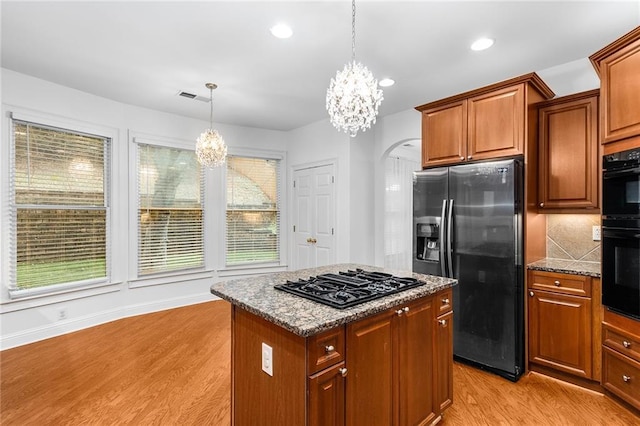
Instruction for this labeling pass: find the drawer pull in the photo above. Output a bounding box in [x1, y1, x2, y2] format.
[438, 319, 447, 326]
[325, 345, 335, 353]
[442, 298, 450, 305]
[396, 309, 404, 316]
[623, 375, 631, 383]
[403, 306, 410, 313]
[339, 367, 348, 377]
[623, 341, 632, 349]
[554, 280, 561, 286]
[529, 291, 534, 297]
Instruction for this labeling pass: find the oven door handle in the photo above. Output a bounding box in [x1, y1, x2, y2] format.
[603, 167, 640, 178]
[603, 229, 640, 239]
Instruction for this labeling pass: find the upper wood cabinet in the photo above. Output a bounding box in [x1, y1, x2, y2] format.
[416, 73, 554, 168]
[590, 26, 640, 149]
[537, 90, 599, 211]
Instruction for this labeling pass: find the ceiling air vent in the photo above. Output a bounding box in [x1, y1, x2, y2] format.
[177, 91, 210, 102]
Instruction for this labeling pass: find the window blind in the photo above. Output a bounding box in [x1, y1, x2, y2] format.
[10, 120, 110, 291]
[226, 156, 280, 266]
[137, 143, 204, 275]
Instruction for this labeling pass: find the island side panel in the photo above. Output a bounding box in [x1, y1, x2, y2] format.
[232, 306, 307, 425]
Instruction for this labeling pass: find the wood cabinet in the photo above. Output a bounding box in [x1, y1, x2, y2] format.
[528, 271, 601, 381]
[590, 26, 640, 151]
[602, 308, 640, 411]
[346, 293, 453, 426]
[537, 90, 599, 211]
[416, 73, 554, 168]
[231, 288, 454, 426]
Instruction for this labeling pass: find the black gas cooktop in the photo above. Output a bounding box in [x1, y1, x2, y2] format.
[274, 269, 424, 309]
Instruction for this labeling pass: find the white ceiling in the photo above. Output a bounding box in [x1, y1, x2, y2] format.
[2, 1, 639, 131]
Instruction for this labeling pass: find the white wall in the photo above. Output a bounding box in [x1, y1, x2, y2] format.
[0, 69, 289, 349]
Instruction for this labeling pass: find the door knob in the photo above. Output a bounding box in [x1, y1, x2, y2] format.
[307, 237, 313, 243]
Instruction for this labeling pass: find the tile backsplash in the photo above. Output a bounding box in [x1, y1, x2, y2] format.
[546, 214, 601, 262]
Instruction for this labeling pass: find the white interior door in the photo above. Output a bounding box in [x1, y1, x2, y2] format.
[292, 164, 335, 270]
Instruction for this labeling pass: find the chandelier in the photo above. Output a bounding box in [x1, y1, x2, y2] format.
[196, 83, 227, 167]
[326, 0, 383, 137]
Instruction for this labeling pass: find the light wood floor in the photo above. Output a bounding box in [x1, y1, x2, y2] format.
[1, 300, 638, 425]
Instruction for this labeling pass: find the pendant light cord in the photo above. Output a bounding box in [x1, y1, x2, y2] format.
[351, 0, 356, 62]
[209, 87, 214, 130]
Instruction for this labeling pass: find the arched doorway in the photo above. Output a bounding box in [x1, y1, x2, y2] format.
[383, 139, 420, 270]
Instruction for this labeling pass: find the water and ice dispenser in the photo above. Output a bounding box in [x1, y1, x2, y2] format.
[414, 219, 441, 264]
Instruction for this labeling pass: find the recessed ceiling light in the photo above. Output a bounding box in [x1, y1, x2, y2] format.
[379, 78, 395, 87]
[471, 37, 494, 51]
[270, 23, 293, 39]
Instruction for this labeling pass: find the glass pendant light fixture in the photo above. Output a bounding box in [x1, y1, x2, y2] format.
[196, 82, 227, 167]
[326, 0, 383, 137]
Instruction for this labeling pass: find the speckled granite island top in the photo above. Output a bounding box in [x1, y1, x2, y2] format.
[527, 258, 601, 278]
[210, 263, 457, 338]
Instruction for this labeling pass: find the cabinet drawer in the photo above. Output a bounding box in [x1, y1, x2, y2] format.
[436, 289, 453, 315]
[604, 323, 640, 362]
[602, 347, 640, 410]
[307, 326, 345, 374]
[529, 271, 591, 297]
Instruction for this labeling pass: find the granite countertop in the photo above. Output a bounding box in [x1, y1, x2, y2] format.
[527, 258, 601, 278]
[210, 263, 457, 338]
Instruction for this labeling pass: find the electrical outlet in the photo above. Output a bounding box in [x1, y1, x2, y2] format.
[58, 308, 68, 321]
[262, 342, 273, 376]
[592, 225, 601, 241]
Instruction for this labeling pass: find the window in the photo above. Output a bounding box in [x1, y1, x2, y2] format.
[9, 120, 110, 294]
[226, 156, 281, 266]
[137, 143, 203, 275]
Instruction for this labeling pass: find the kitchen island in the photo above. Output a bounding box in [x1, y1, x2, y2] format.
[210, 263, 457, 426]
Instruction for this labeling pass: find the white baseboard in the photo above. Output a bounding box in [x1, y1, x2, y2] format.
[1, 293, 221, 351]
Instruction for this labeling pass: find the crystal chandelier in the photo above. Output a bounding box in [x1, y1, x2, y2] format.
[196, 83, 227, 167]
[326, 0, 383, 137]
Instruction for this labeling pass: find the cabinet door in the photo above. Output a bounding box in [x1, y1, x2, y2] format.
[309, 361, 346, 426]
[421, 100, 467, 167]
[468, 84, 525, 161]
[346, 309, 394, 426]
[538, 93, 598, 209]
[528, 289, 593, 379]
[599, 36, 640, 144]
[435, 310, 453, 414]
[397, 298, 436, 426]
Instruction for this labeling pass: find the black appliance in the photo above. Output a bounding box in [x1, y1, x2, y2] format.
[413, 158, 524, 381]
[274, 269, 424, 309]
[602, 147, 640, 319]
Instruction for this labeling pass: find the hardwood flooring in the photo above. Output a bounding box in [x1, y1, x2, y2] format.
[1, 300, 638, 425]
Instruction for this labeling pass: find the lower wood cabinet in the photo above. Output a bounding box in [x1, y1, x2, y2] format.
[231, 288, 454, 426]
[527, 270, 600, 381]
[602, 308, 640, 411]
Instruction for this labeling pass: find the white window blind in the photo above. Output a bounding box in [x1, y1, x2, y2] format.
[226, 156, 280, 266]
[10, 120, 110, 292]
[137, 143, 203, 275]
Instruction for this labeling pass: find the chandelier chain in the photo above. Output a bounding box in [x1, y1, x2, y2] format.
[351, 0, 356, 61]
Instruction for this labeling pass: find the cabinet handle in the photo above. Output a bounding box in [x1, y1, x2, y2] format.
[459, 156, 465, 161]
[438, 319, 447, 326]
[467, 155, 472, 160]
[325, 345, 335, 353]
[403, 307, 410, 313]
[554, 280, 561, 287]
[623, 341, 632, 349]
[396, 309, 404, 316]
[539, 202, 544, 208]
[622, 375, 631, 383]
[442, 298, 449, 305]
[339, 367, 348, 377]
[529, 291, 534, 297]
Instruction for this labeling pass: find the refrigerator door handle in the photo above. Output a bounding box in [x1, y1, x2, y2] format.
[439, 199, 447, 277]
[446, 199, 454, 278]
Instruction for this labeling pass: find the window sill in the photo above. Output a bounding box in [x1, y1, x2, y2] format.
[128, 269, 215, 289]
[1, 280, 122, 313]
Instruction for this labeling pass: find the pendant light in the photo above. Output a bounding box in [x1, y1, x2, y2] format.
[326, 0, 383, 137]
[196, 83, 227, 167]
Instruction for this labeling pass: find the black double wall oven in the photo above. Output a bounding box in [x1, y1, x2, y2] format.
[602, 147, 640, 319]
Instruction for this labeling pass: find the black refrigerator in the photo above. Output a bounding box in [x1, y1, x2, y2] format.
[412, 158, 524, 381]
